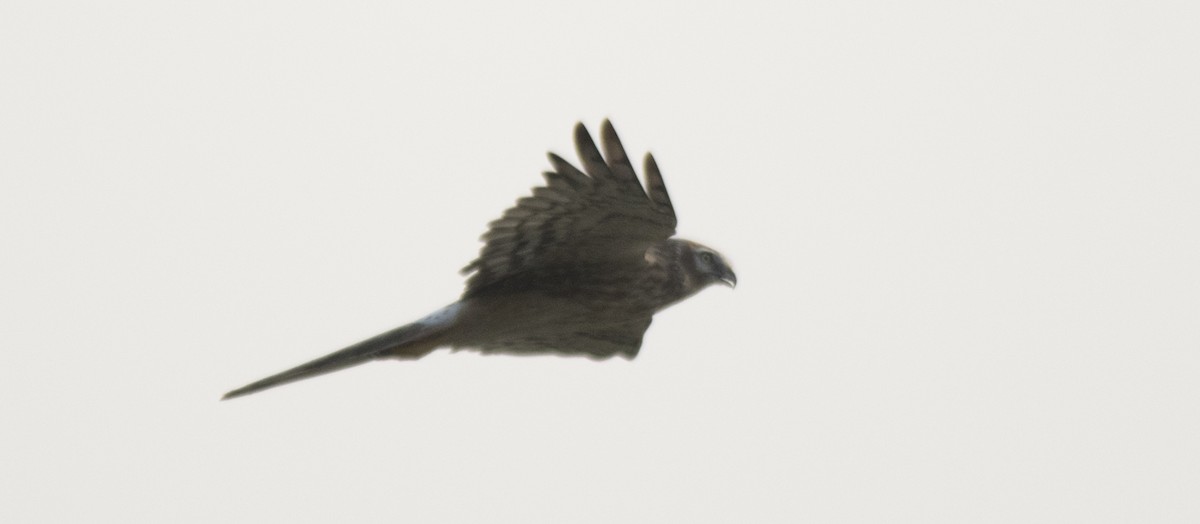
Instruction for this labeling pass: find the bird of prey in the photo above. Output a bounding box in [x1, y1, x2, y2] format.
[223, 121, 735, 400]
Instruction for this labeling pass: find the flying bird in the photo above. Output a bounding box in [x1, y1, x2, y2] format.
[223, 121, 735, 400]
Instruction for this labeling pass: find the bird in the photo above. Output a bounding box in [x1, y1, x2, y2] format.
[222, 120, 735, 400]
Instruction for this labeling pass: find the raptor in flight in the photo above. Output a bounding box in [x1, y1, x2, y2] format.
[223, 121, 735, 400]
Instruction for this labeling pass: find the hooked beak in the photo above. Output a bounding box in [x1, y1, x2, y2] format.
[719, 267, 737, 288]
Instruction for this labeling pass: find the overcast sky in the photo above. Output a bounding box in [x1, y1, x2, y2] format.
[2, 1, 1197, 522]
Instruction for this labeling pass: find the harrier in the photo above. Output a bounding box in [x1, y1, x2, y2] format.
[223, 121, 735, 400]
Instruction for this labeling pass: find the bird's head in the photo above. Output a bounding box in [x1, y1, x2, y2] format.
[679, 240, 737, 289]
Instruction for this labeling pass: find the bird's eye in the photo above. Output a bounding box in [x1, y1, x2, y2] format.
[700, 252, 714, 264]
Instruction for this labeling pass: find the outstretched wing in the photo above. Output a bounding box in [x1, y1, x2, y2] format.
[461, 120, 677, 297]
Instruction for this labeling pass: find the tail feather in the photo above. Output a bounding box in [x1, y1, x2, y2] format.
[222, 322, 438, 400]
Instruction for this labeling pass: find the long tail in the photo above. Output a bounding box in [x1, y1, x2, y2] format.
[222, 322, 442, 400]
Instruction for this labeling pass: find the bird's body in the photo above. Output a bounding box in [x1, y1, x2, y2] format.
[223, 122, 734, 400]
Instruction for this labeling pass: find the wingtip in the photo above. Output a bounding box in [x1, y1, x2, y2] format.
[643, 152, 659, 171]
[599, 120, 621, 148]
[600, 118, 615, 136]
[573, 121, 593, 143]
[573, 119, 616, 132]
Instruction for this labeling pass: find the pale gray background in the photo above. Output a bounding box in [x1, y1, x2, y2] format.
[2, 1, 1197, 522]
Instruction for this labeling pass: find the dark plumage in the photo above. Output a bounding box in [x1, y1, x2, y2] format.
[223, 121, 735, 400]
